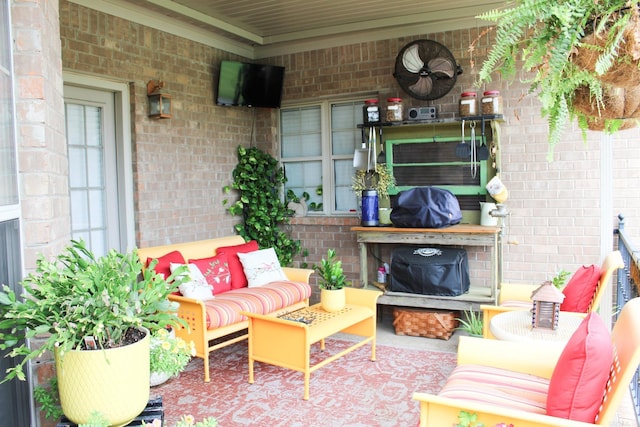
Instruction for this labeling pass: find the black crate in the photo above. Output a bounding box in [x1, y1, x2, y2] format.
[56, 397, 163, 427]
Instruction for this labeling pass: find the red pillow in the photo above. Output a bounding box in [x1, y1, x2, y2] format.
[546, 312, 612, 422]
[561, 265, 601, 312]
[146, 250, 185, 280]
[189, 253, 232, 294]
[215, 240, 259, 289]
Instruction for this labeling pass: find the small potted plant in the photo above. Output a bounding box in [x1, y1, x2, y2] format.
[143, 415, 219, 427]
[150, 327, 196, 386]
[314, 249, 351, 312]
[551, 269, 571, 289]
[352, 163, 396, 224]
[456, 309, 484, 337]
[0, 239, 185, 426]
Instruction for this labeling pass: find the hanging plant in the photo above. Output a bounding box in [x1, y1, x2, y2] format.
[473, 0, 640, 158]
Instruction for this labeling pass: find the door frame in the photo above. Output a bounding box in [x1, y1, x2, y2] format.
[62, 72, 135, 251]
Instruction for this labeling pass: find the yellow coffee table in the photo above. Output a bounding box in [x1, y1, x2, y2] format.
[243, 287, 382, 400]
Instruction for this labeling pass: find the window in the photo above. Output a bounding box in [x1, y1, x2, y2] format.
[0, 0, 18, 211]
[280, 99, 364, 215]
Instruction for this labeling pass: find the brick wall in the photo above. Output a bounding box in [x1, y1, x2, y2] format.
[276, 31, 640, 287]
[14, 0, 69, 269]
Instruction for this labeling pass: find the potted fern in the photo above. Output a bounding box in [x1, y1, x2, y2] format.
[474, 0, 640, 158]
[314, 249, 351, 312]
[0, 239, 184, 426]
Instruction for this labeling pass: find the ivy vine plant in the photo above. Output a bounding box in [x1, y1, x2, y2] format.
[223, 146, 302, 266]
[474, 0, 640, 158]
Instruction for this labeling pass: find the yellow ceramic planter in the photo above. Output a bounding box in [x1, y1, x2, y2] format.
[55, 328, 150, 427]
[320, 288, 346, 312]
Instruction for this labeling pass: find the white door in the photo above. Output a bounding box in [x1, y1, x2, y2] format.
[64, 85, 126, 256]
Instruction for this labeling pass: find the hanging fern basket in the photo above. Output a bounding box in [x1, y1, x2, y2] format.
[572, 9, 640, 89]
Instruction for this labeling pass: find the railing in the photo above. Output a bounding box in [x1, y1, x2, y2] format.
[615, 214, 640, 422]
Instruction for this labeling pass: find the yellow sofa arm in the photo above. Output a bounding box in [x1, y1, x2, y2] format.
[282, 266, 313, 283]
[456, 336, 564, 379]
[413, 392, 597, 427]
[498, 282, 539, 304]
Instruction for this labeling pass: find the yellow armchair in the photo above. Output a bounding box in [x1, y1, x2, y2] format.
[481, 250, 624, 338]
[414, 297, 640, 427]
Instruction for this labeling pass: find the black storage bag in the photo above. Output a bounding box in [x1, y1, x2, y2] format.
[390, 187, 462, 228]
[390, 246, 470, 296]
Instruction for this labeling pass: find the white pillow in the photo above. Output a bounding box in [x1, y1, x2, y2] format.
[170, 263, 214, 301]
[237, 248, 287, 287]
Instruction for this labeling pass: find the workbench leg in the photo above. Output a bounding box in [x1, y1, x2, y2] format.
[359, 242, 368, 288]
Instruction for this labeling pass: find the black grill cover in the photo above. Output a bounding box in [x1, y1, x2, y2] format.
[390, 187, 462, 228]
[390, 246, 470, 296]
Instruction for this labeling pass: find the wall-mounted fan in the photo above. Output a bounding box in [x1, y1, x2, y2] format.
[393, 39, 462, 101]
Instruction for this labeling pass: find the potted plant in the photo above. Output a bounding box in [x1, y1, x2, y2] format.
[314, 249, 351, 312]
[473, 0, 640, 157]
[456, 309, 484, 337]
[149, 327, 195, 386]
[0, 239, 184, 426]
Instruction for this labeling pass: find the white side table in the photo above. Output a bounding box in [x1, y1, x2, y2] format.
[489, 310, 584, 343]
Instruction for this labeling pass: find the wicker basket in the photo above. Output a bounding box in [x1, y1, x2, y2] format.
[392, 308, 459, 340]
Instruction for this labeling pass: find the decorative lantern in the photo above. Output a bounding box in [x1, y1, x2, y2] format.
[531, 281, 565, 330]
[147, 80, 172, 119]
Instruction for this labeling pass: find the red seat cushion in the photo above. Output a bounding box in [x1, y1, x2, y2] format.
[561, 265, 601, 312]
[215, 240, 259, 290]
[546, 312, 613, 422]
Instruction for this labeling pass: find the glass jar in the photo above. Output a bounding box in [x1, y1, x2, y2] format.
[363, 99, 380, 123]
[459, 92, 478, 117]
[481, 90, 503, 115]
[386, 97, 403, 122]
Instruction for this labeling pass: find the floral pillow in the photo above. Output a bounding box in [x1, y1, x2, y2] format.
[189, 253, 232, 294]
[169, 263, 214, 301]
[237, 248, 287, 287]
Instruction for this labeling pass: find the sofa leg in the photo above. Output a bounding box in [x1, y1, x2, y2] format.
[203, 354, 210, 382]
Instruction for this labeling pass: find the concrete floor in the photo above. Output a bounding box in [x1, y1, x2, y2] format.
[370, 305, 638, 427]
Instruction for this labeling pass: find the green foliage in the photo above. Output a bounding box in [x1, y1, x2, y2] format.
[552, 269, 572, 288]
[224, 146, 302, 266]
[34, 376, 63, 421]
[313, 249, 351, 290]
[150, 328, 195, 377]
[456, 309, 484, 336]
[455, 411, 485, 427]
[475, 0, 639, 158]
[78, 412, 110, 427]
[0, 239, 185, 383]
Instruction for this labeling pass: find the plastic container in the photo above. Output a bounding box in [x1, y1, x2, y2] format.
[386, 97, 404, 122]
[377, 266, 386, 284]
[459, 92, 478, 117]
[363, 99, 381, 123]
[481, 90, 503, 115]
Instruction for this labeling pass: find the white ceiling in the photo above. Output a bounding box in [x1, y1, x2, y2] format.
[69, 0, 503, 58]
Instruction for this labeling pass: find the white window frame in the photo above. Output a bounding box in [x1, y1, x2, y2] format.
[280, 97, 367, 216]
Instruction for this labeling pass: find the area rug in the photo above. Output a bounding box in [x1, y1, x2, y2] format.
[151, 338, 456, 427]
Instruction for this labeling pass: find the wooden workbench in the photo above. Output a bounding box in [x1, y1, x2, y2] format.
[352, 224, 502, 311]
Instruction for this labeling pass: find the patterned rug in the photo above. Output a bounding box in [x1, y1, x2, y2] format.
[151, 338, 456, 427]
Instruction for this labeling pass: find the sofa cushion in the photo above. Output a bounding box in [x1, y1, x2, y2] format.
[561, 265, 601, 312]
[216, 240, 259, 290]
[146, 250, 185, 280]
[438, 365, 548, 414]
[546, 312, 612, 422]
[238, 247, 287, 287]
[202, 281, 312, 329]
[189, 253, 232, 294]
[170, 263, 214, 301]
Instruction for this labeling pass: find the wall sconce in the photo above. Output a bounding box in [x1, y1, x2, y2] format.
[147, 80, 172, 119]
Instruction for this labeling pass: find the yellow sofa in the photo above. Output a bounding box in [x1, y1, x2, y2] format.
[137, 236, 313, 382]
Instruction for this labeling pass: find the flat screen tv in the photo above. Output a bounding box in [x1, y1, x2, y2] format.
[216, 60, 285, 108]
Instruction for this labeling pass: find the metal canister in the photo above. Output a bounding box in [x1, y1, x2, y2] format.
[361, 189, 379, 226]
